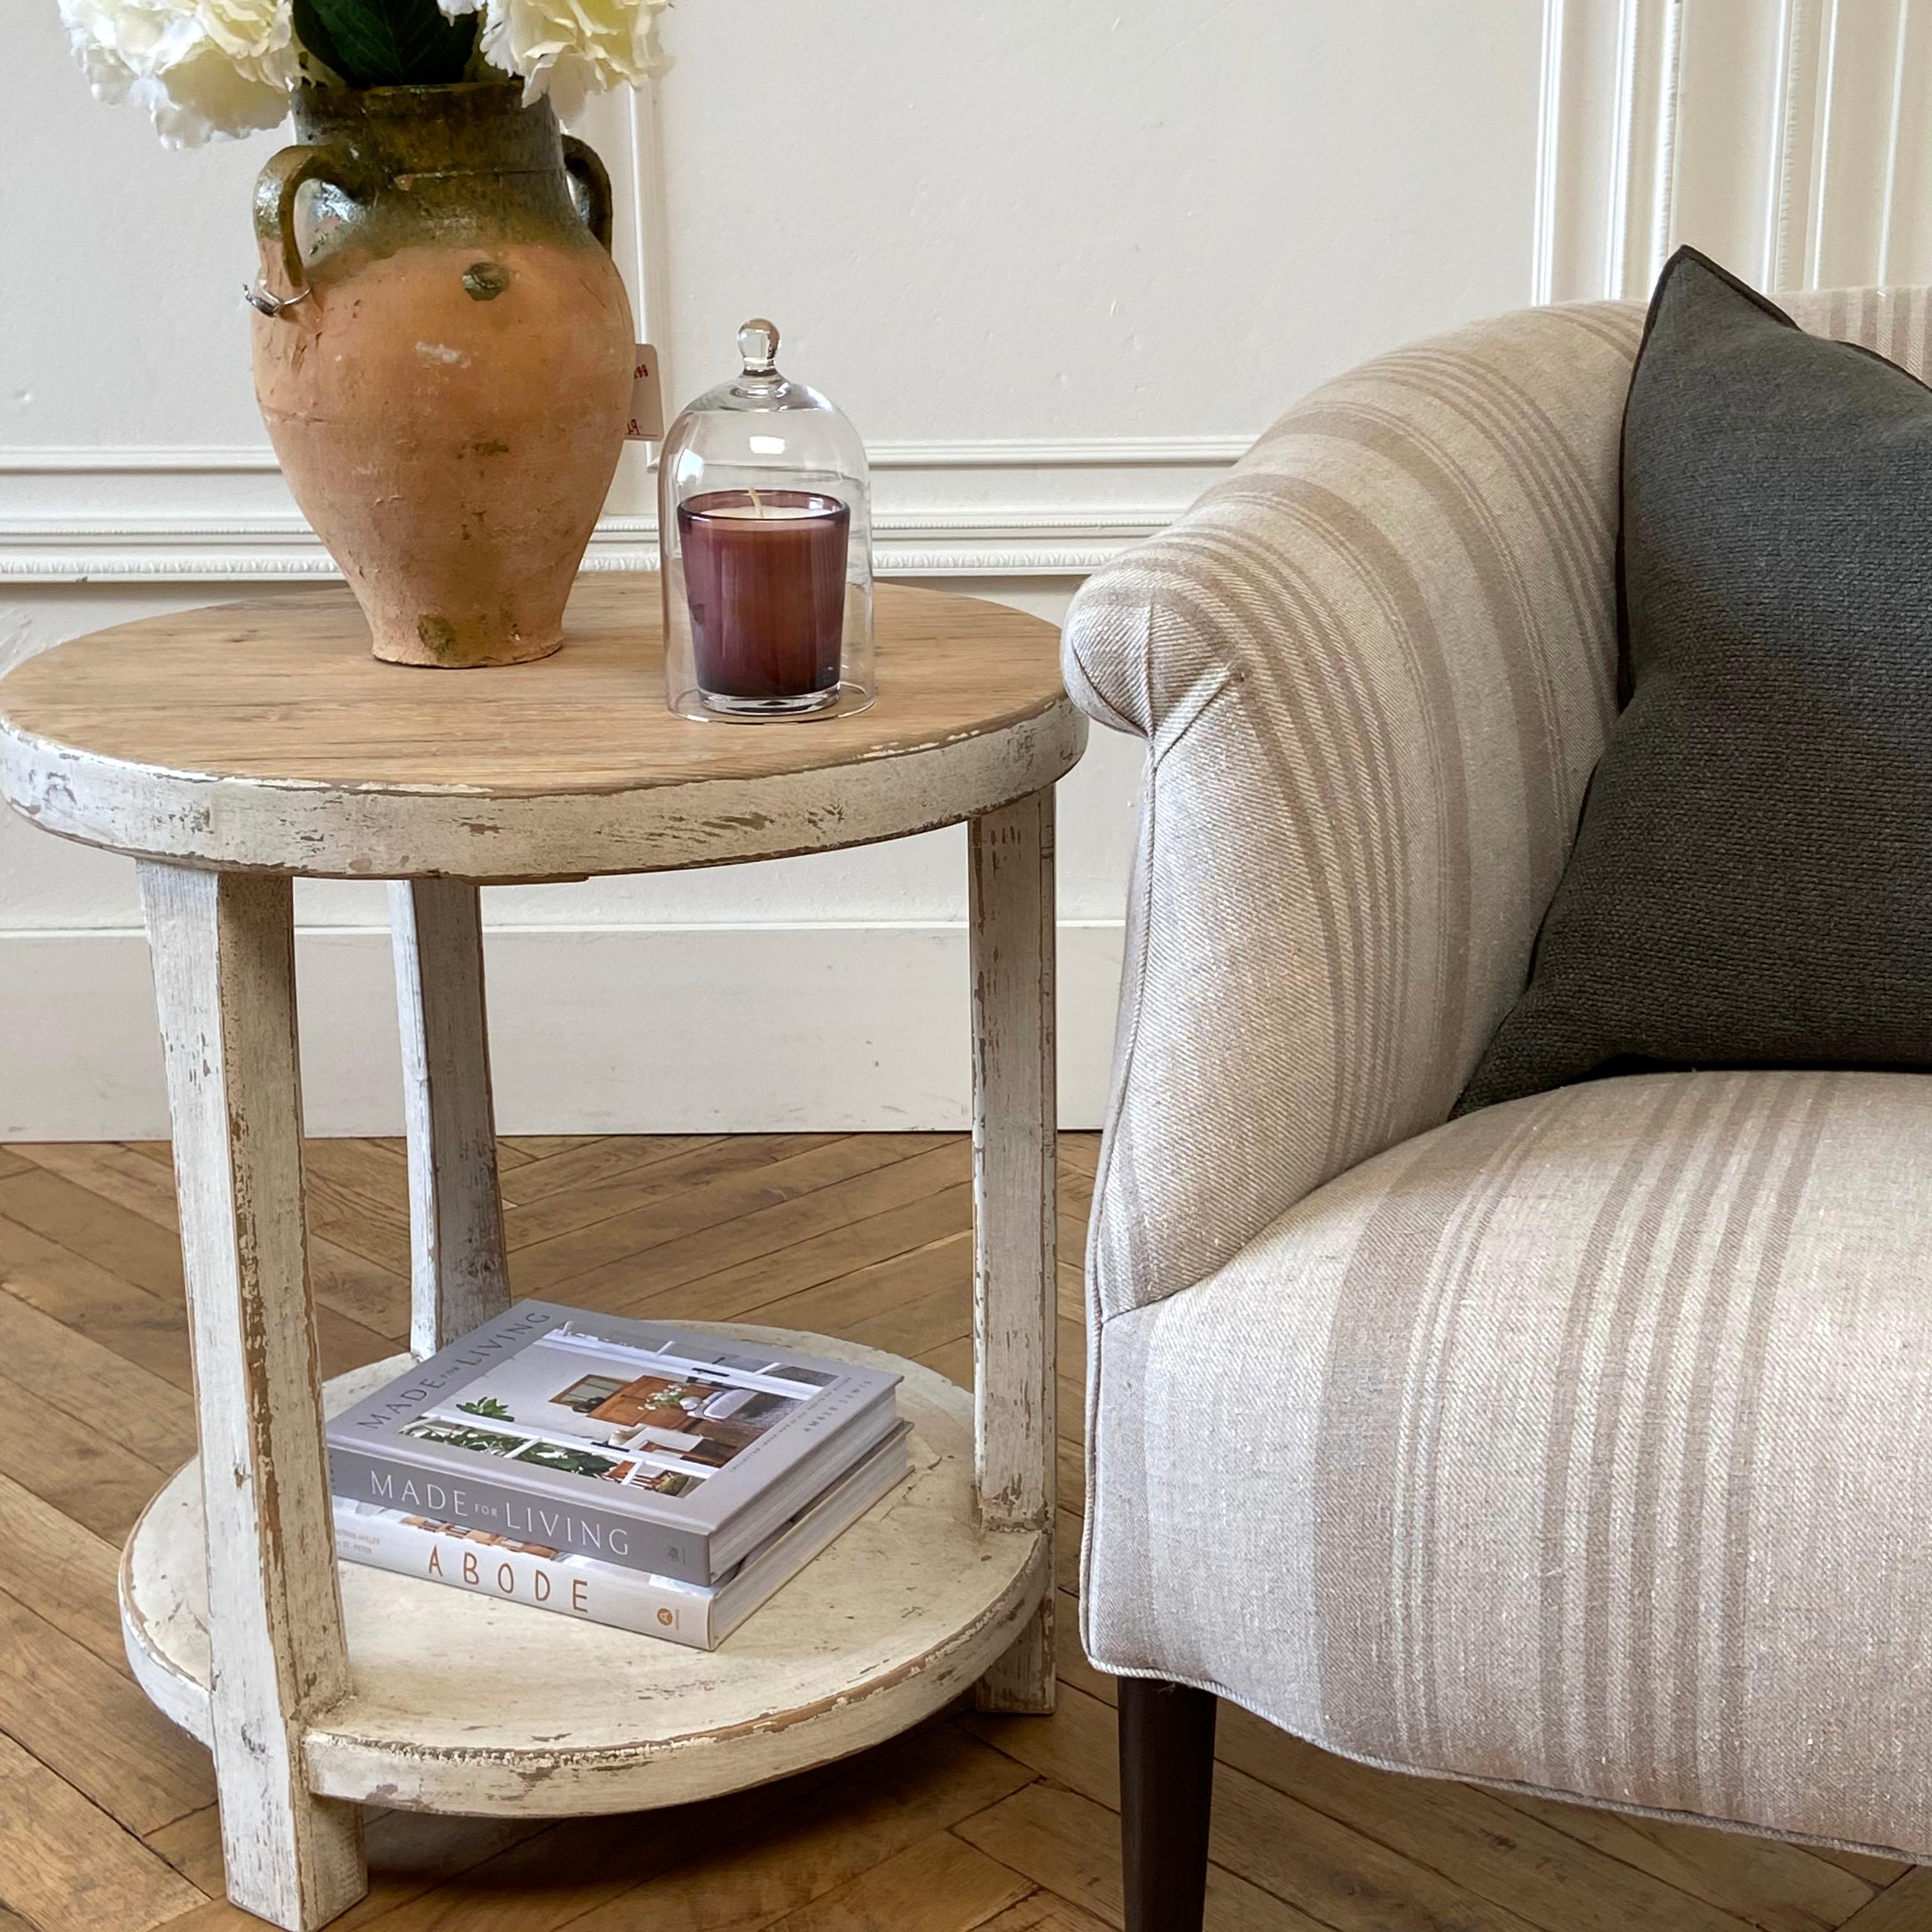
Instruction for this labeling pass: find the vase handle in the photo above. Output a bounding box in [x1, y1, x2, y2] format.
[562, 136, 615, 253]
[249, 144, 345, 317]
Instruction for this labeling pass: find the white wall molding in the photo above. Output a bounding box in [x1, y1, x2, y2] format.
[1785, 0, 1932, 289]
[0, 437, 1248, 581]
[0, 921, 1126, 1140]
[0, 515, 1174, 582]
[1537, 0, 1932, 302]
[1533, 0, 1685, 303]
[1604, 0, 1685, 300]
[1764, 0, 1824, 289]
[1531, 0, 1572, 304]
[0, 438, 1254, 477]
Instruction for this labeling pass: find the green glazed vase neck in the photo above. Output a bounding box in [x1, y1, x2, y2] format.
[288, 82, 594, 262]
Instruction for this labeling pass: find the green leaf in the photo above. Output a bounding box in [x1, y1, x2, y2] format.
[289, 0, 354, 81]
[293, 0, 478, 87]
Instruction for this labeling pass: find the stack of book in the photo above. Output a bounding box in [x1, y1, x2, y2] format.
[327, 1300, 907, 1650]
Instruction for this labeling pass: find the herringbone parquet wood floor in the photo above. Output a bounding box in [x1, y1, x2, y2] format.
[0, 1130, 1923, 1932]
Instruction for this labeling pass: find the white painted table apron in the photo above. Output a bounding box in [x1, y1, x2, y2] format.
[0, 578, 1085, 1932]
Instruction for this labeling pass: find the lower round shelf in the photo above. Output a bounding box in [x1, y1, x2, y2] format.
[120, 1325, 1048, 1816]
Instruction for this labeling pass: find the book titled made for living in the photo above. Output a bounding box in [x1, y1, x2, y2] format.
[332, 1423, 912, 1650]
[326, 1301, 900, 1587]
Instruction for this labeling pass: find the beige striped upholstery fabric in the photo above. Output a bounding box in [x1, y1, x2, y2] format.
[1064, 300, 1645, 1320]
[1069, 286, 1932, 1856]
[1084, 1070, 1932, 1857]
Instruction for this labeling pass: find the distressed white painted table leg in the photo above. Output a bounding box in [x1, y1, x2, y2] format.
[139, 864, 367, 1932]
[389, 878, 511, 1356]
[967, 786, 1059, 1715]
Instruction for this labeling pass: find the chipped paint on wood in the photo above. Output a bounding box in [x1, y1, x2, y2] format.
[138, 863, 367, 1929]
[968, 789, 1059, 1715]
[120, 1336, 1048, 1820]
[389, 879, 510, 1358]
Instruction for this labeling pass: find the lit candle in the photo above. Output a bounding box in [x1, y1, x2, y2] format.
[677, 489, 850, 716]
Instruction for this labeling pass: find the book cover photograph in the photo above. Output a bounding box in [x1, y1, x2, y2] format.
[326, 1301, 901, 1584]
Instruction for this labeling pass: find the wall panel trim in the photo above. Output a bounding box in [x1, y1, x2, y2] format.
[0, 440, 1251, 581]
[1534, 0, 1685, 302]
[1538, 0, 1928, 300]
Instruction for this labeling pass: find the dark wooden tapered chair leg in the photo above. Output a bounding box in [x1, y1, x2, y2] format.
[1119, 1675, 1218, 1932]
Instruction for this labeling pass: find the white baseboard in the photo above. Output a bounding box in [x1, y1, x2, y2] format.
[0, 922, 1124, 1142]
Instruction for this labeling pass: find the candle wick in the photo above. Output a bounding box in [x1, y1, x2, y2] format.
[749, 487, 765, 519]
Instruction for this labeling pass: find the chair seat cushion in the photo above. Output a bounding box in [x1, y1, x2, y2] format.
[1084, 1068, 1932, 1857]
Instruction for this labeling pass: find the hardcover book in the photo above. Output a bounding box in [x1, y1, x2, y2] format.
[326, 1301, 901, 1586]
[332, 1423, 914, 1650]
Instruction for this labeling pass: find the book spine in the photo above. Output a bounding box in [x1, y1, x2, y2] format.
[331, 1503, 717, 1650]
[327, 1441, 715, 1586]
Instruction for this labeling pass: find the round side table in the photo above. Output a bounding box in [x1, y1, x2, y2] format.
[0, 578, 1086, 1932]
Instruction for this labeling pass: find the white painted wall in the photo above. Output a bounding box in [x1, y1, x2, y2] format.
[0, 0, 1544, 1137]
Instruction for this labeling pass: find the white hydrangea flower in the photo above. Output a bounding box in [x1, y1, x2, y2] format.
[442, 0, 671, 120]
[59, 0, 296, 147]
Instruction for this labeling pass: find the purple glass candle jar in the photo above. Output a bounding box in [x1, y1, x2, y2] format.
[677, 488, 850, 715]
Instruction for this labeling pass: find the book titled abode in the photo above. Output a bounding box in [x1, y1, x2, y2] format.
[326, 1302, 901, 1587]
[332, 1422, 913, 1650]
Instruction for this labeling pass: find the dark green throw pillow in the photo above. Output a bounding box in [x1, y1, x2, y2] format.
[1457, 246, 1932, 1115]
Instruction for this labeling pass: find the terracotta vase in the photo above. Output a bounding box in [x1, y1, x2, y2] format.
[250, 84, 633, 668]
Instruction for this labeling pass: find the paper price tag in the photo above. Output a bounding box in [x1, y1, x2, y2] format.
[625, 344, 663, 441]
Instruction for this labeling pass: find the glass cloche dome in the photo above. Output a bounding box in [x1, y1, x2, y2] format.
[657, 319, 874, 721]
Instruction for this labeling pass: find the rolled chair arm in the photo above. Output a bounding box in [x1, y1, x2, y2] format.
[1065, 299, 1645, 1319]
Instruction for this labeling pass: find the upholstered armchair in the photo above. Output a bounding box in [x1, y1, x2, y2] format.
[1062, 286, 1932, 1931]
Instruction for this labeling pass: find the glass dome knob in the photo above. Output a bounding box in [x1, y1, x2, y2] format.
[738, 318, 780, 374]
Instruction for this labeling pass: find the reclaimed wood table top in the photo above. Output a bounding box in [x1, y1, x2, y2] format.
[0, 578, 1084, 882]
